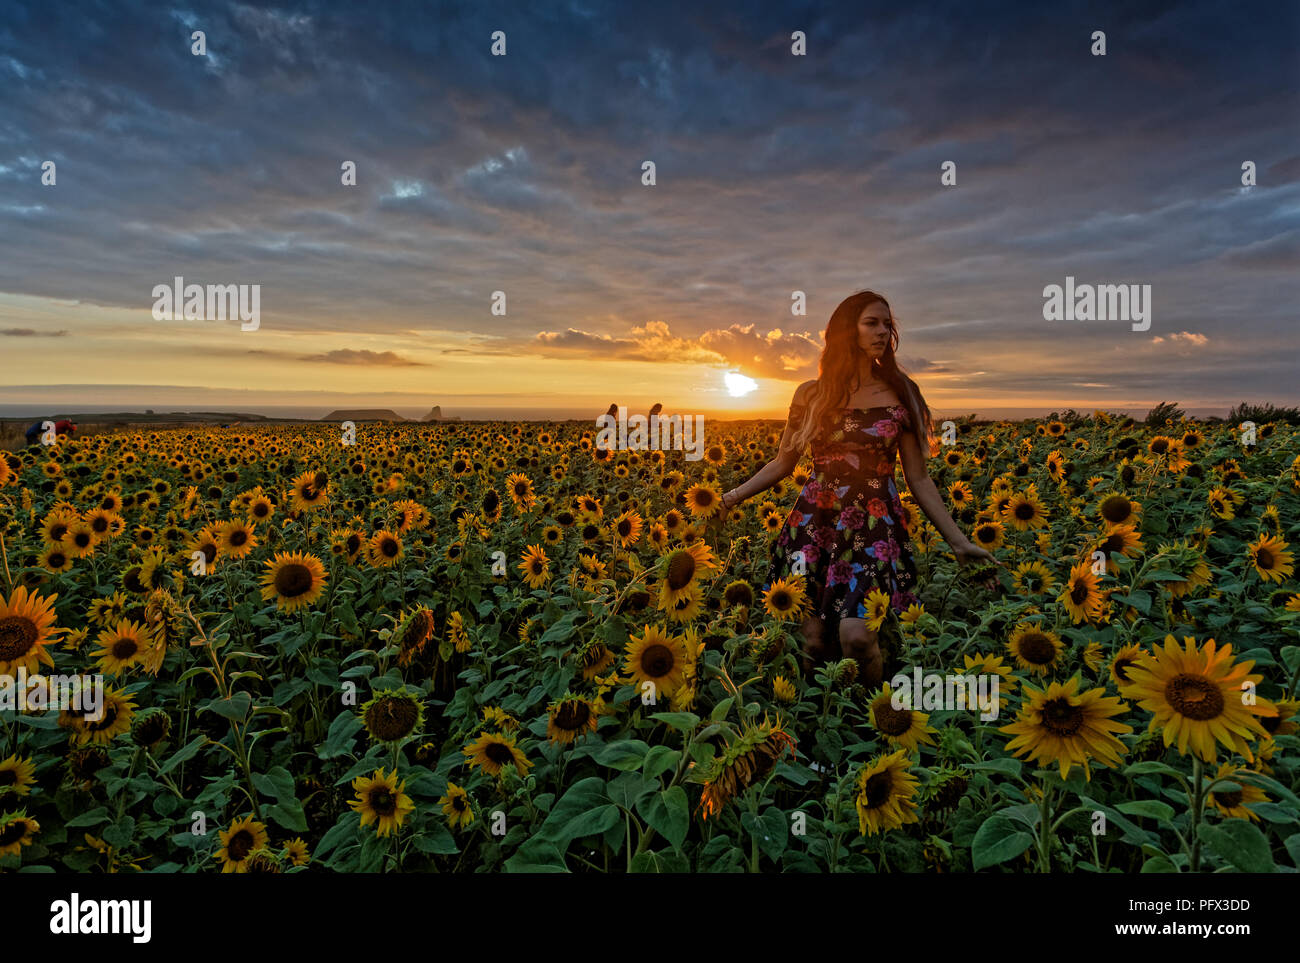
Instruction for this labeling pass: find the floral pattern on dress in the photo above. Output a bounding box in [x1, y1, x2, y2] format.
[762, 403, 920, 632]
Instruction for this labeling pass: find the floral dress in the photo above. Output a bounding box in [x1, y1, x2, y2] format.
[762, 402, 920, 636]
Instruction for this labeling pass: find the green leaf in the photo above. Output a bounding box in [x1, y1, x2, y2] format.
[971, 813, 1034, 870]
[710, 698, 734, 722]
[410, 822, 458, 855]
[1122, 761, 1186, 780]
[250, 765, 297, 803]
[503, 835, 568, 873]
[965, 757, 1023, 778]
[203, 691, 252, 723]
[1140, 854, 1178, 872]
[102, 816, 135, 850]
[158, 735, 207, 776]
[1200, 820, 1275, 872]
[1284, 833, 1300, 869]
[636, 786, 690, 851]
[265, 799, 308, 833]
[648, 712, 699, 733]
[594, 739, 650, 772]
[65, 806, 111, 829]
[317, 710, 363, 760]
[1116, 800, 1176, 823]
[537, 777, 611, 845]
[642, 746, 681, 780]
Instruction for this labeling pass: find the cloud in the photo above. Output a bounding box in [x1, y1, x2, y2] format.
[1151, 332, 1209, 346]
[2, 327, 68, 336]
[295, 349, 430, 366]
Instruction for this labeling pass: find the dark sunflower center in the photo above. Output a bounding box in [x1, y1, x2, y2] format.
[1070, 582, 1090, 604]
[555, 701, 591, 731]
[0, 617, 37, 660]
[366, 697, 418, 741]
[485, 742, 516, 764]
[1101, 498, 1131, 524]
[228, 829, 255, 861]
[74, 531, 91, 548]
[49, 552, 67, 567]
[863, 771, 894, 809]
[86, 706, 119, 732]
[1113, 657, 1135, 682]
[1165, 673, 1225, 720]
[873, 700, 913, 736]
[1256, 548, 1274, 568]
[1041, 697, 1084, 736]
[370, 789, 396, 816]
[0, 770, 15, 786]
[346, 534, 360, 553]
[771, 590, 792, 610]
[274, 563, 313, 597]
[666, 553, 696, 590]
[1014, 503, 1035, 521]
[1018, 633, 1056, 665]
[111, 638, 138, 660]
[230, 529, 248, 547]
[641, 643, 675, 678]
[1215, 789, 1243, 809]
[0, 823, 26, 845]
[381, 537, 399, 557]
[452, 795, 466, 811]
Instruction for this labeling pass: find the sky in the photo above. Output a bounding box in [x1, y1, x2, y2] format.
[1, 0, 1297, 421]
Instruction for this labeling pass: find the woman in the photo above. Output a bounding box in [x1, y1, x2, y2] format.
[719, 290, 1001, 689]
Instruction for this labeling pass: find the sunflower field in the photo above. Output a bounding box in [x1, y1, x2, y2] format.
[0, 410, 1298, 874]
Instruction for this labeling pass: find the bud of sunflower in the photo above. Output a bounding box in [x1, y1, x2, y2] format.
[834, 658, 858, 688]
[922, 766, 970, 815]
[1131, 727, 1167, 762]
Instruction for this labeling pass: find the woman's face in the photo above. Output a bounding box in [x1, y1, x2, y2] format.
[856, 302, 892, 359]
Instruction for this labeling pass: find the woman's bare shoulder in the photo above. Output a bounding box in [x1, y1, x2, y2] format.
[792, 380, 820, 407]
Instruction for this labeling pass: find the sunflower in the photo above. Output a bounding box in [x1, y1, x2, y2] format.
[656, 542, 719, 609]
[367, 529, 404, 567]
[37, 544, 74, 573]
[1207, 486, 1244, 521]
[1246, 533, 1294, 583]
[546, 692, 599, 745]
[447, 611, 472, 653]
[1094, 524, 1143, 570]
[440, 782, 475, 829]
[0, 755, 37, 796]
[217, 815, 270, 873]
[393, 606, 436, 667]
[188, 525, 221, 575]
[283, 837, 310, 867]
[64, 520, 96, 558]
[863, 588, 891, 631]
[0, 811, 41, 859]
[868, 681, 938, 751]
[1007, 622, 1064, 676]
[246, 494, 275, 524]
[1096, 493, 1141, 529]
[762, 575, 810, 623]
[517, 544, 550, 588]
[480, 705, 518, 732]
[664, 582, 706, 624]
[971, 519, 1006, 551]
[463, 732, 533, 778]
[622, 623, 689, 698]
[218, 519, 258, 559]
[91, 618, 150, 677]
[1259, 696, 1298, 739]
[698, 716, 796, 820]
[999, 675, 1131, 780]
[1206, 763, 1268, 822]
[1002, 488, 1049, 530]
[0, 585, 61, 676]
[1059, 561, 1105, 624]
[60, 686, 136, 747]
[772, 675, 797, 703]
[959, 652, 1018, 710]
[259, 551, 327, 612]
[577, 640, 616, 680]
[359, 689, 425, 746]
[288, 470, 330, 512]
[1119, 635, 1277, 763]
[349, 767, 415, 837]
[1108, 642, 1146, 688]
[854, 748, 921, 836]
[613, 510, 643, 548]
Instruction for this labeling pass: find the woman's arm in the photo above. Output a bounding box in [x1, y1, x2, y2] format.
[722, 383, 816, 509]
[896, 429, 972, 549]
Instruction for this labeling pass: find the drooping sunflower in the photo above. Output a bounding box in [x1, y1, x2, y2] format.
[216, 815, 270, 873]
[1007, 621, 1064, 676]
[359, 689, 425, 746]
[868, 681, 938, 751]
[762, 575, 810, 623]
[259, 551, 327, 612]
[1246, 533, 1294, 584]
[854, 748, 921, 836]
[577, 639, 616, 680]
[349, 767, 415, 837]
[517, 544, 550, 588]
[1058, 561, 1104, 624]
[0, 811, 41, 859]
[393, 606, 436, 667]
[1206, 763, 1268, 822]
[462, 731, 533, 778]
[91, 618, 150, 677]
[698, 716, 796, 820]
[0, 585, 61, 675]
[1119, 634, 1277, 763]
[546, 692, 599, 745]
[622, 623, 689, 698]
[440, 782, 475, 830]
[999, 675, 1131, 780]
[0, 754, 37, 796]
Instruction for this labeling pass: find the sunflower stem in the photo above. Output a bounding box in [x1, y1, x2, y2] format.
[1036, 781, 1055, 872]
[1188, 756, 1205, 872]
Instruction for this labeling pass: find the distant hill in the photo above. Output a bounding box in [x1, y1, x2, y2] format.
[320, 409, 407, 422]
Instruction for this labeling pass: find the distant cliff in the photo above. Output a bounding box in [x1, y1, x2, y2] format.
[423, 406, 459, 421]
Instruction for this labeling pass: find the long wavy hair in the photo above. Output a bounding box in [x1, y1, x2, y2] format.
[782, 290, 938, 459]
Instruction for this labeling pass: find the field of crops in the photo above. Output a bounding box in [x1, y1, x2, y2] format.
[0, 411, 1297, 873]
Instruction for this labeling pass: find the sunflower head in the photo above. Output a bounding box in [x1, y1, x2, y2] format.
[359, 689, 425, 746]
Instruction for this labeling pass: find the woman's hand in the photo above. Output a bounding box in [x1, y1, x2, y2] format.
[952, 538, 1004, 592]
